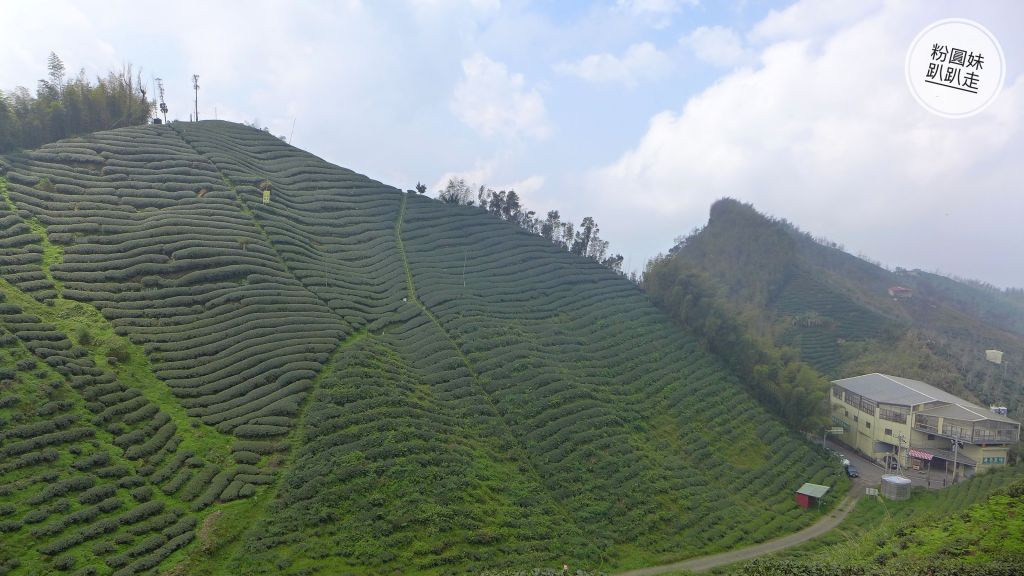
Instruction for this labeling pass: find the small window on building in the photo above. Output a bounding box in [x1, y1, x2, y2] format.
[866, 421, 871, 429]
[854, 415, 859, 422]
[927, 434, 935, 440]
[885, 428, 892, 436]
[844, 409, 849, 417]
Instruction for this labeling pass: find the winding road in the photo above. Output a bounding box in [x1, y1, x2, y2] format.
[615, 485, 860, 575]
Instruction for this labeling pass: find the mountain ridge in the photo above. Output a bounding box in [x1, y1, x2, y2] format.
[663, 197, 1024, 414]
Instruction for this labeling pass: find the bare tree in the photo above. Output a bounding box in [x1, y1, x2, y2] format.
[437, 177, 474, 205]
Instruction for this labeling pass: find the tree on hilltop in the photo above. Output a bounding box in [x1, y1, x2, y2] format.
[0, 52, 154, 152]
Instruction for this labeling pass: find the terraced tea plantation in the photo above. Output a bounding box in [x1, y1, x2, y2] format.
[0, 122, 842, 575]
[775, 271, 895, 374]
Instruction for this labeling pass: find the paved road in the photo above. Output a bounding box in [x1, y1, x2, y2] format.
[615, 485, 859, 576]
[829, 439, 945, 490]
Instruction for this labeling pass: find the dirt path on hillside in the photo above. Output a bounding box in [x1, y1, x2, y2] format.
[615, 485, 860, 575]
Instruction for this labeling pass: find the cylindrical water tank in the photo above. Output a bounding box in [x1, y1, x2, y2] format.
[881, 475, 912, 500]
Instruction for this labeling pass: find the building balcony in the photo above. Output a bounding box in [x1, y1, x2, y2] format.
[912, 425, 1018, 445]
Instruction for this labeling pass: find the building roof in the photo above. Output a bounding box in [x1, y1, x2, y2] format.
[916, 402, 1011, 423]
[910, 446, 976, 466]
[796, 483, 830, 498]
[832, 373, 1018, 424]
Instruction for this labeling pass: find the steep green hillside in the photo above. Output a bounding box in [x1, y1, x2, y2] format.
[660, 199, 1024, 415]
[0, 123, 843, 575]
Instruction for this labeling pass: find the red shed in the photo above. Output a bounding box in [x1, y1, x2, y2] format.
[795, 483, 830, 509]
[888, 286, 913, 299]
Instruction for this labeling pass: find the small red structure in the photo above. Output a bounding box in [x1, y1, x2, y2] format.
[795, 483, 830, 509]
[888, 286, 913, 299]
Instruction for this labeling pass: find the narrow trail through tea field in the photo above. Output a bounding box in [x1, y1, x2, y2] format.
[616, 485, 860, 575]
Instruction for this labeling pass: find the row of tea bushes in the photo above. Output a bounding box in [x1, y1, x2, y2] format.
[0, 291, 201, 574]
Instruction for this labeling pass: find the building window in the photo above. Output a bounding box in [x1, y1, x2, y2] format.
[927, 434, 935, 440]
[879, 405, 909, 424]
[844, 410, 849, 417]
[866, 421, 871, 429]
[845, 391, 863, 411]
[854, 415, 859, 422]
[885, 428, 892, 436]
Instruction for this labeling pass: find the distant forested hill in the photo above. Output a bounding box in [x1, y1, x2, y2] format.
[649, 198, 1024, 418]
[0, 123, 843, 575]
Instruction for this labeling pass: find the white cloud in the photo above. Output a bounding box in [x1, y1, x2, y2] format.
[431, 161, 496, 195]
[431, 164, 543, 203]
[469, 0, 501, 11]
[503, 174, 545, 196]
[451, 53, 550, 140]
[749, 0, 882, 43]
[591, 0, 1024, 287]
[616, 0, 698, 29]
[556, 42, 670, 87]
[0, 0, 118, 90]
[682, 26, 751, 68]
[617, 0, 697, 17]
[407, 0, 501, 23]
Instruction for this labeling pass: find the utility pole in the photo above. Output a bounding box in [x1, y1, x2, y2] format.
[895, 433, 906, 476]
[192, 74, 200, 121]
[822, 426, 843, 451]
[951, 436, 961, 483]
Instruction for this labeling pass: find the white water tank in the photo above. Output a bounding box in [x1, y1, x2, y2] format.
[881, 475, 912, 500]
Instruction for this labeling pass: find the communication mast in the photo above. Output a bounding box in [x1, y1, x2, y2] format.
[192, 74, 200, 121]
[156, 78, 168, 123]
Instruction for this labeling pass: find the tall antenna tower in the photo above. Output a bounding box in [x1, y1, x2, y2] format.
[192, 74, 200, 121]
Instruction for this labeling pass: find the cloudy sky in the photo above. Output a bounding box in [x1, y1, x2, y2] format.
[3, 0, 1022, 287]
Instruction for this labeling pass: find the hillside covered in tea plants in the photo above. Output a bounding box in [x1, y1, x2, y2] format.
[0, 122, 844, 575]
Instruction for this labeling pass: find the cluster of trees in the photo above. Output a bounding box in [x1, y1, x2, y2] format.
[643, 255, 829, 432]
[431, 177, 624, 271]
[0, 53, 154, 153]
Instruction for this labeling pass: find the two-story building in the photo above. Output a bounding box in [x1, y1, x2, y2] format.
[830, 373, 1019, 478]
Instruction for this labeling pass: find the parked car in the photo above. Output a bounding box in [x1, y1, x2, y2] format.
[845, 464, 859, 478]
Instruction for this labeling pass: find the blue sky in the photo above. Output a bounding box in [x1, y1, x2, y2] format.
[3, 0, 1023, 287]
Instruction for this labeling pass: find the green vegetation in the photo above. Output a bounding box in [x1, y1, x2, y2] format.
[0, 122, 845, 574]
[0, 285, 204, 575]
[436, 176, 624, 271]
[660, 198, 1024, 419]
[732, 466, 1024, 575]
[0, 53, 154, 153]
[644, 257, 829, 432]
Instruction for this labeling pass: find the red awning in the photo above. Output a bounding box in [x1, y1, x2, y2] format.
[909, 448, 933, 461]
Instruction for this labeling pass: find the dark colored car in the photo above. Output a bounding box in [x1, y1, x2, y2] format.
[845, 464, 859, 478]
